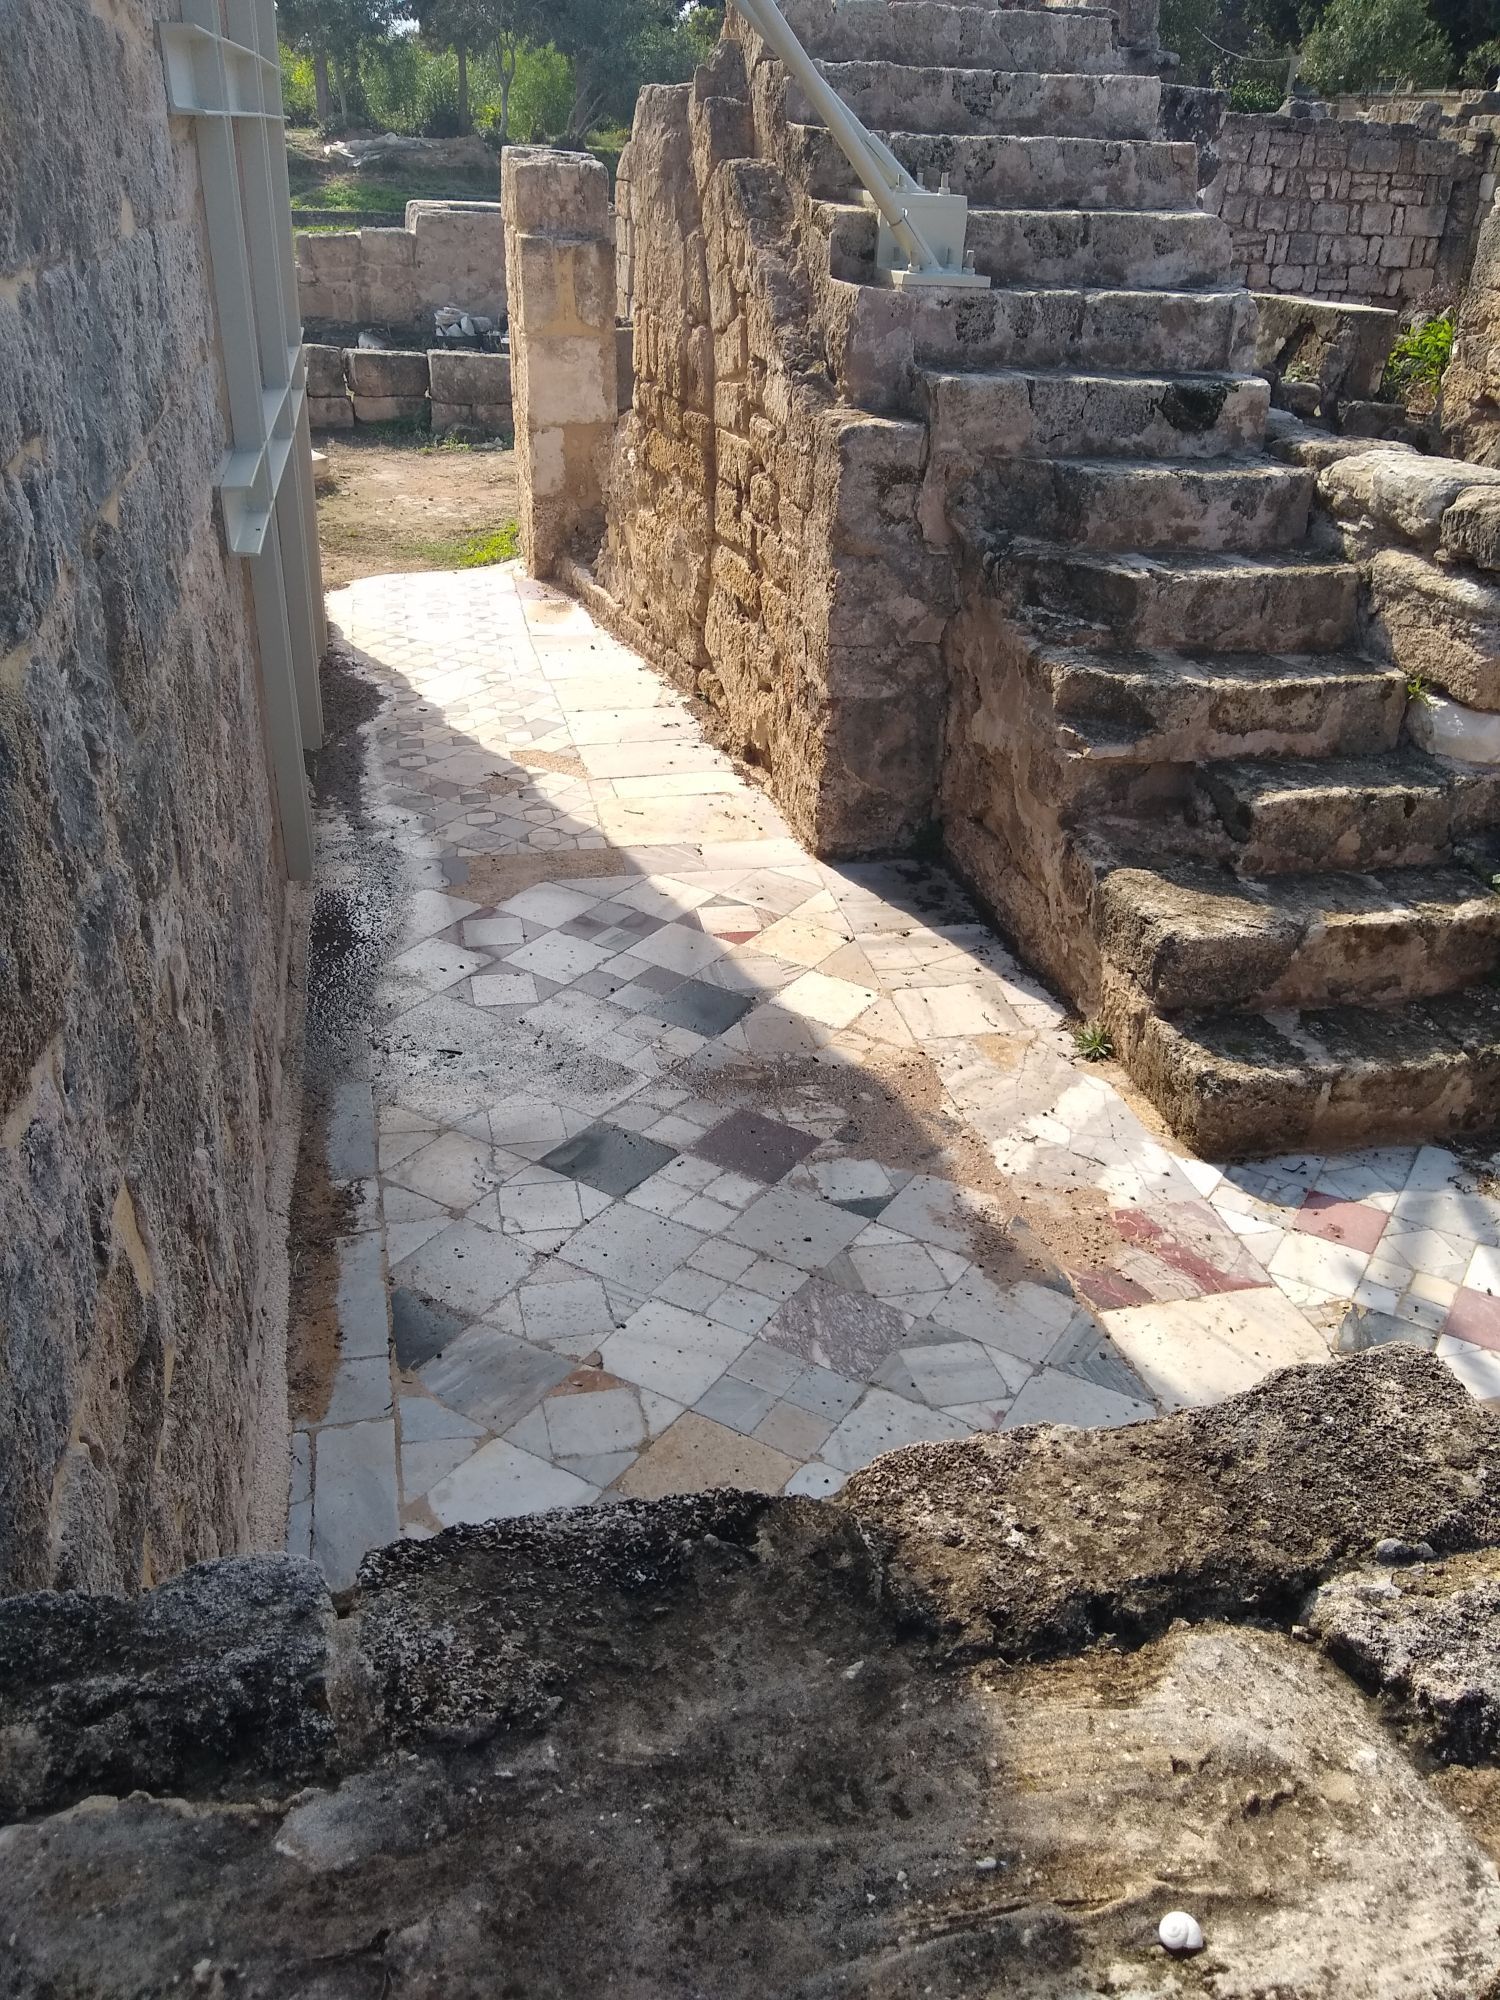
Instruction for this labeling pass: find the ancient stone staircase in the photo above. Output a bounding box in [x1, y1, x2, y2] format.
[754, 0, 1500, 1158]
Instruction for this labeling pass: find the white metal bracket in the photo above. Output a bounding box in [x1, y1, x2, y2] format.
[732, 0, 988, 288]
[160, 0, 326, 878]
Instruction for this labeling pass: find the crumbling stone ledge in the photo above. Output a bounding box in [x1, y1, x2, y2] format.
[5, 1348, 1500, 1997]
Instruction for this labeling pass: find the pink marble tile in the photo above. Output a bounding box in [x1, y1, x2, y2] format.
[1444, 1287, 1500, 1353]
[1294, 1192, 1389, 1255]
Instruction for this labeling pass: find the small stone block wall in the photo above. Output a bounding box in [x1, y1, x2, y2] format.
[1204, 114, 1458, 301]
[502, 149, 618, 579]
[303, 342, 513, 435]
[295, 200, 506, 334]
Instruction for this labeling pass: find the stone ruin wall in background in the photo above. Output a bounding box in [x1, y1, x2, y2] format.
[1201, 113, 1486, 303]
[0, 0, 300, 1595]
[295, 199, 507, 334]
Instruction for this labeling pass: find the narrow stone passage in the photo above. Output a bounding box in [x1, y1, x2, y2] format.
[292, 563, 1500, 1585]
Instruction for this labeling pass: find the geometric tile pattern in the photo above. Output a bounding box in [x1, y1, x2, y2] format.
[289, 565, 1500, 1587]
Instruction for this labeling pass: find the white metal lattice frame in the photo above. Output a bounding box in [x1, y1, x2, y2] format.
[161, 0, 325, 879]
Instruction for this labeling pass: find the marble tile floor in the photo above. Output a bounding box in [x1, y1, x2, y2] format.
[290, 565, 1500, 1587]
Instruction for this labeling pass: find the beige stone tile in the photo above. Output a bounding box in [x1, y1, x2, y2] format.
[614, 1412, 798, 1498]
[1099, 1289, 1330, 1413]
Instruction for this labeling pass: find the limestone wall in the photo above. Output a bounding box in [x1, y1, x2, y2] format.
[1444, 193, 1500, 465]
[295, 200, 505, 333]
[0, 0, 301, 1593]
[1203, 113, 1462, 301]
[586, 44, 955, 854]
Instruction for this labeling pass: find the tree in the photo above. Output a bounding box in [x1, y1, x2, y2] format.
[412, 0, 492, 132]
[546, 0, 688, 142]
[1297, 0, 1452, 93]
[276, 0, 394, 125]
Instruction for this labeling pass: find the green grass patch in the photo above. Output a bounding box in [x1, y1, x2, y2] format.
[405, 521, 521, 568]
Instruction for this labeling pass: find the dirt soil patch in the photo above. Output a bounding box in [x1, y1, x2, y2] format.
[313, 430, 519, 589]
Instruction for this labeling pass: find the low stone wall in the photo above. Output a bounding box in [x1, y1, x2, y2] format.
[304, 343, 513, 434]
[2, 0, 301, 1591]
[1203, 112, 1463, 301]
[294, 199, 505, 334]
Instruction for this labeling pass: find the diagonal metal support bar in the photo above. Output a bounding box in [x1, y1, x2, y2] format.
[732, 0, 989, 288]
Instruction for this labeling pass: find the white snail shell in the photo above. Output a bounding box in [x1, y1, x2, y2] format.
[1158, 1911, 1205, 1954]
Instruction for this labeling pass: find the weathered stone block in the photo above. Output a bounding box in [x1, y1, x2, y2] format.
[426, 349, 510, 403]
[1369, 547, 1500, 709]
[306, 393, 353, 429]
[1441, 488, 1500, 572]
[345, 348, 429, 397]
[352, 394, 427, 424]
[1319, 449, 1500, 549]
[302, 342, 347, 398]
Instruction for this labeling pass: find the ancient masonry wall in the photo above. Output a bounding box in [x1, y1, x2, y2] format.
[1445, 192, 1500, 466]
[0, 0, 302, 1594]
[582, 42, 954, 854]
[1203, 113, 1470, 302]
[295, 200, 506, 333]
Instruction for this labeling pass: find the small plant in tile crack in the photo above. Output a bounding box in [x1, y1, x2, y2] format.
[1073, 1021, 1114, 1063]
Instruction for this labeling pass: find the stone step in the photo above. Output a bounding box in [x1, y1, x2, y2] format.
[923, 368, 1267, 463]
[980, 457, 1313, 552]
[786, 125, 1200, 210]
[1124, 988, 1500, 1159]
[1041, 645, 1403, 763]
[834, 283, 1256, 399]
[999, 545, 1362, 653]
[827, 205, 1229, 291]
[1095, 860, 1500, 1014]
[797, 62, 1160, 138]
[780, 0, 1118, 71]
[1199, 750, 1475, 876]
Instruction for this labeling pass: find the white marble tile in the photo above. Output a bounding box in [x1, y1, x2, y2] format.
[821, 1389, 971, 1472]
[1100, 1289, 1329, 1413]
[425, 1439, 596, 1525]
[599, 1300, 751, 1402]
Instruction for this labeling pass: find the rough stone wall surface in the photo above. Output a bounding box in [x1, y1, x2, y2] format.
[504, 149, 619, 580]
[295, 200, 506, 332]
[1203, 113, 1461, 300]
[7, 1352, 1500, 1998]
[1445, 193, 1500, 466]
[591, 48, 956, 854]
[0, 0, 299, 1595]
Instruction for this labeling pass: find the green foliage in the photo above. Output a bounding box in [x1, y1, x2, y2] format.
[1228, 71, 1287, 108]
[280, 45, 319, 122]
[1073, 1022, 1116, 1062]
[1383, 314, 1456, 397]
[1462, 34, 1500, 82]
[500, 43, 574, 140]
[1299, 0, 1452, 93]
[1406, 671, 1435, 704]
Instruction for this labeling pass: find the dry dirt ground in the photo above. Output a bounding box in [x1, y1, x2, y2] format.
[312, 429, 520, 589]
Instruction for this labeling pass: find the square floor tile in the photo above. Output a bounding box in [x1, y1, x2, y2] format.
[500, 883, 602, 927]
[505, 931, 614, 984]
[419, 1322, 573, 1431]
[614, 1411, 797, 1499]
[391, 1287, 466, 1370]
[391, 1219, 535, 1320]
[599, 1300, 750, 1403]
[642, 977, 755, 1038]
[693, 1109, 820, 1184]
[541, 1122, 678, 1196]
[725, 1186, 867, 1271]
[565, 1206, 705, 1292]
[425, 1438, 595, 1525]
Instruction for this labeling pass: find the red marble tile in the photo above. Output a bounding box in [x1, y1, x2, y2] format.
[1112, 1206, 1264, 1296]
[1444, 1287, 1500, 1353]
[1294, 1191, 1389, 1254]
[1074, 1269, 1152, 1310]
